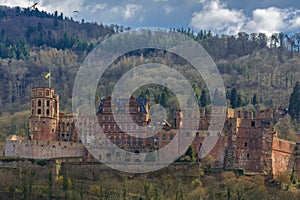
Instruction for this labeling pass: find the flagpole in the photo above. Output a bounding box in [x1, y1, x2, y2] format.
[49, 70, 51, 88]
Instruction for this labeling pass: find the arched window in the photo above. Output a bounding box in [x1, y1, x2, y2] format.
[38, 100, 41, 107]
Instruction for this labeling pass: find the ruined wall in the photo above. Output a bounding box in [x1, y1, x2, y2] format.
[4, 140, 85, 159]
[223, 117, 274, 174]
[272, 138, 295, 176]
[294, 143, 300, 179]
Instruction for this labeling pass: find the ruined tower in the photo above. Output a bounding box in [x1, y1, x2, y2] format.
[29, 87, 59, 141]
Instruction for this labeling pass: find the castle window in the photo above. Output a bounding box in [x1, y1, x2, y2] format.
[46, 90, 50, 96]
[32, 109, 34, 115]
[245, 142, 248, 147]
[110, 125, 114, 131]
[138, 138, 143, 145]
[247, 154, 250, 159]
[106, 153, 111, 158]
[251, 121, 255, 127]
[127, 125, 131, 130]
[32, 100, 34, 107]
[196, 132, 199, 137]
[132, 125, 136, 130]
[170, 134, 174, 140]
[206, 132, 210, 137]
[105, 125, 108, 131]
[46, 109, 50, 115]
[217, 132, 221, 137]
[133, 137, 137, 145]
[37, 109, 41, 114]
[162, 134, 166, 141]
[46, 100, 50, 107]
[38, 100, 41, 107]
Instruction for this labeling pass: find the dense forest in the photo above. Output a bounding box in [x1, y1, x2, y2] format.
[0, 6, 299, 140]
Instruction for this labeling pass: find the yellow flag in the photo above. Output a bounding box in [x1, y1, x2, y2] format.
[45, 72, 51, 79]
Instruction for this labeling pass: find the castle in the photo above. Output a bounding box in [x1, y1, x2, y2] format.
[1, 87, 300, 178]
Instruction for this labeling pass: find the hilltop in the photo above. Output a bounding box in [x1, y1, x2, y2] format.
[0, 6, 299, 141]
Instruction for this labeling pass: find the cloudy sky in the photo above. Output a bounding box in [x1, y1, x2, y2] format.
[1, 0, 300, 35]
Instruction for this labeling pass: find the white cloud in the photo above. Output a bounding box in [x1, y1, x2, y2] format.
[38, 0, 84, 16]
[110, 4, 142, 20]
[86, 3, 107, 14]
[244, 7, 300, 35]
[152, 0, 168, 2]
[190, 0, 300, 35]
[0, 0, 30, 8]
[164, 6, 172, 14]
[190, 0, 245, 35]
[0, 0, 85, 17]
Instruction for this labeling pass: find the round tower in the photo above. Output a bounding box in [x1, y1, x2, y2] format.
[29, 87, 59, 141]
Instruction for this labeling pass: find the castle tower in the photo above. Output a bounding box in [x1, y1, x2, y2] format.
[29, 87, 59, 141]
[175, 111, 183, 129]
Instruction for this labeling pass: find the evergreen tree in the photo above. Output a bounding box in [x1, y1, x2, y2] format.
[230, 88, 238, 108]
[252, 93, 257, 105]
[288, 81, 300, 122]
[200, 89, 208, 107]
[53, 18, 59, 27]
[236, 92, 243, 108]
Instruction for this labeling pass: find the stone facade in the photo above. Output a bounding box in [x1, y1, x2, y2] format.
[2, 87, 300, 178]
[29, 87, 59, 141]
[4, 140, 85, 159]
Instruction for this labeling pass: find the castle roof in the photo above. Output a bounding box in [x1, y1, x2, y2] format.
[97, 97, 148, 114]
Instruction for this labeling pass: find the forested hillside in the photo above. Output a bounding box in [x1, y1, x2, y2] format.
[0, 6, 299, 140]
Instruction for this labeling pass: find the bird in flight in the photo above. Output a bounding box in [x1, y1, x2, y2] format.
[30, 2, 38, 10]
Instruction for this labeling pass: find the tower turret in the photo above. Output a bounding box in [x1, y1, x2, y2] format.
[29, 87, 59, 141]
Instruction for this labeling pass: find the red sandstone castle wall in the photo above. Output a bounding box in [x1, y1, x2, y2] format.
[4, 140, 85, 159]
[272, 138, 295, 176]
[193, 136, 227, 168]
